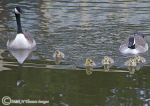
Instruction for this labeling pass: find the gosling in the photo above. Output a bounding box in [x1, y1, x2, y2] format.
[101, 56, 114, 71]
[53, 50, 64, 64]
[84, 58, 96, 75]
[124, 58, 137, 74]
[133, 55, 146, 64]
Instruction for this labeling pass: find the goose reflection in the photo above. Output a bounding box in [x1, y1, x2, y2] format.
[17, 80, 25, 87]
[8, 49, 33, 64]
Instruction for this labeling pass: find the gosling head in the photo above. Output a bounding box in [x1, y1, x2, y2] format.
[101, 56, 114, 65]
[124, 58, 137, 67]
[84, 58, 96, 67]
[54, 50, 64, 59]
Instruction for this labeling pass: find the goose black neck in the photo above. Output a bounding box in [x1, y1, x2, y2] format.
[15, 13, 23, 33]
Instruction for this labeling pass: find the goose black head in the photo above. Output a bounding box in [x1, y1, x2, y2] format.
[128, 37, 135, 49]
[14, 6, 22, 14]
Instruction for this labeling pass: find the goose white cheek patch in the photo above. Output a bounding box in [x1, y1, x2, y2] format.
[15, 8, 20, 14]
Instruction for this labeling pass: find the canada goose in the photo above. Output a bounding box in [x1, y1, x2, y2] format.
[101, 56, 114, 71]
[119, 32, 148, 55]
[7, 6, 36, 50]
[53, 50, 64, 64]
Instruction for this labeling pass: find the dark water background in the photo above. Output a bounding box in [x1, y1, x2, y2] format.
[0, 0, 150, 106]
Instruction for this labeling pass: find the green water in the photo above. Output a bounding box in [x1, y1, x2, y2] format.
[1, 66, 150, 106]
[0, 55, 150, 105]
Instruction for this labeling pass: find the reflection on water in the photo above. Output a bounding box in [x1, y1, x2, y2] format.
[107, 88, 150, 106]
[0, 64, 150, 106]
[0, 50, 10, 71]
[0, 0, 150, 106]
[16, 79, 25, 87]
[8, 49, 33, 64]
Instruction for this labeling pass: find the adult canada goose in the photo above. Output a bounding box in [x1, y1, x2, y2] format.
[7, 6, 36, 50]
[119, 32, 148, 55]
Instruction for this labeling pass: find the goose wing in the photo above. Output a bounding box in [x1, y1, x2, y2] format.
[119, 37, 129, 50]
[24, 31, 36, 49]
[135, 36, 147, 47]
[24, 31, 34, 43]
[135, 36, 148, 52]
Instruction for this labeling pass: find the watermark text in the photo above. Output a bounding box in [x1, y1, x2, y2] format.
[2, 96, 49, 105]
